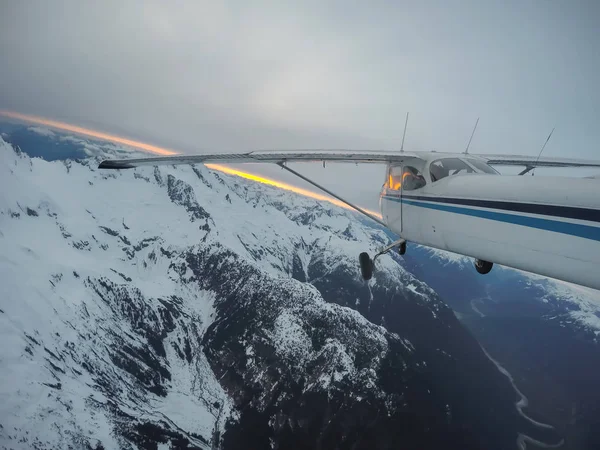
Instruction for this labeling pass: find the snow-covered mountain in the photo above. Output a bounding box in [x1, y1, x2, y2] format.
[0, 136, 565, 449]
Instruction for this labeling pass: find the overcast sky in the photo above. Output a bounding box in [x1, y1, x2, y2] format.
[1, 0, 599, 209]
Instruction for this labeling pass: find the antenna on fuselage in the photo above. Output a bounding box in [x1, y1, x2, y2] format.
[531, 127, 555, 176]
[400, 112, 409, 152]
[464, 117, 479, 154]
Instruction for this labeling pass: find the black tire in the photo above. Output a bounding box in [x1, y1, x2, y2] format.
[398, 241, 406, 255]
[474, 259, 493, 275]
[359, 252, 373, 280]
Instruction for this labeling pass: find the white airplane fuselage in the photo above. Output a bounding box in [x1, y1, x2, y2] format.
[380, 166, 600, 290]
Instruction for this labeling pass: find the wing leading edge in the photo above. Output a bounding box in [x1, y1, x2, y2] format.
[98, 150, 600, 170]
[98, 150, 417, 169]
[479, 154, 600, 169]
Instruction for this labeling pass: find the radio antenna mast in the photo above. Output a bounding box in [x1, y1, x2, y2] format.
[464, 117, 479, 154]
[400, 112, 409, 152]
[532, 127, 555, 176]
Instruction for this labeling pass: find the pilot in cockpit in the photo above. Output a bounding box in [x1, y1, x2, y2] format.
[402, 166, 426, 190]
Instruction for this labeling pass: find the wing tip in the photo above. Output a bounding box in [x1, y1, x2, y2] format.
[98, 160, 135, 169]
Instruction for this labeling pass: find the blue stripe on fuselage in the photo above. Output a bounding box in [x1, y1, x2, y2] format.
[381, 195, 600, 242]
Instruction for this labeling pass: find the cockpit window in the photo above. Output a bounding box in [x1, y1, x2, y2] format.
[429, 158, 475, 182]
[402, 166, 427, 191]
[388, 165, 403, 190]
[466, 158, 499, 174]
[387, 165, 427, 191]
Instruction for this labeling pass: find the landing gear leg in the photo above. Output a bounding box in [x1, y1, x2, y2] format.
[359, 238, 406, 280]
[359, 252, 374, 280]
[398, 241, 406, 255]
[474, 259, 493, 275]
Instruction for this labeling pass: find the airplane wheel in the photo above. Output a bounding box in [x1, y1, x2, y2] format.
[398, 241, 406, 255]
[359, 252, 373, 280]
[474, 259, 493, 275]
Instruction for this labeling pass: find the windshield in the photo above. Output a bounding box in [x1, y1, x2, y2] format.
[467, 158, 499, 174]
[429, 158, 476, 182]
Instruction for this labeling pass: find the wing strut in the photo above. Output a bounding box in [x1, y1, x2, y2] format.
[518, 166, 534, 175]
[277, 163, 386, 227]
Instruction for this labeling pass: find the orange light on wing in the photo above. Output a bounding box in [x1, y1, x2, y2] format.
[0, 110, 178, 156]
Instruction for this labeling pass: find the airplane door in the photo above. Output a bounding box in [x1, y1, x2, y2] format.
[383, 165, 403, 234]
[400, 163, 427, 242]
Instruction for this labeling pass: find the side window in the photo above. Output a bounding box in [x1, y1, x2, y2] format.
[402, 166, 426, 191]
[387, 166, 403, 190]
[430, 158, 475, 182]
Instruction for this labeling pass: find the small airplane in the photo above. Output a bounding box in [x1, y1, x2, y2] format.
[99, 149, 600, 290]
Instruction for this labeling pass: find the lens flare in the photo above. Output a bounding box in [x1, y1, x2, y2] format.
[0, 110, 178, 156]
[205, 164, 382, 218]
[0, 110, 382, 219]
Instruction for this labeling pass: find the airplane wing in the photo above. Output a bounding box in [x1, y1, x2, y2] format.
[98, 150, 418, 169]
[477, 154, 600, 169]
[98, 150, 402, 226]
[99, 150, 600, 170]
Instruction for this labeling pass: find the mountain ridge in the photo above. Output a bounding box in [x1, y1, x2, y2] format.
[0, 137, 563, 449]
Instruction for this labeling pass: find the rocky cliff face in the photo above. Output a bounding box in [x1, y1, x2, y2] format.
[0, 138, 559, 449]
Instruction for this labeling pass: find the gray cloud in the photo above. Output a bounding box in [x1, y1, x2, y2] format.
[1, 0, 599, 209]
